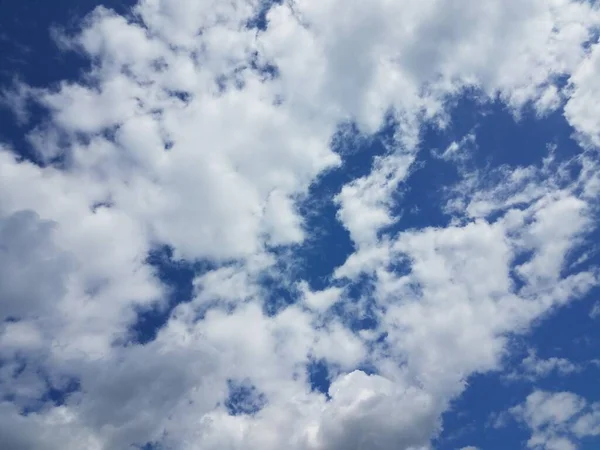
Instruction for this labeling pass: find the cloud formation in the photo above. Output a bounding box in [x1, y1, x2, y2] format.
[1, 0, 600, 449]
[511, 390, 600, 450]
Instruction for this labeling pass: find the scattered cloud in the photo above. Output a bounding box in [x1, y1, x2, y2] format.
[511, 390, 600, 449]
[590, 302, 600, 319]
[506, 350, 581, 381]
[1, 0, 600, 449]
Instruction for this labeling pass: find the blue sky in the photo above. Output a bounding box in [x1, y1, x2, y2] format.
[1, 1, 600, 449]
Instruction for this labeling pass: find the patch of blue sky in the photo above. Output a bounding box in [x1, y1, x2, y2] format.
[307, 358, 332, 398]
[129, 245, 216, 344]
[386, 90, 585, 235]
[293, 121, 393, 291]
[246, 0, 282, 31]
[0, 1, 137, 161]
[136, 442, 162, 450]
[435, 296, 600, 449]
[384, 88, 600, 448]
[433, 276, 600, 449]
[8, 365, 81, 416]
[224, 379, 268, 416]
[259, 267, 301, 316]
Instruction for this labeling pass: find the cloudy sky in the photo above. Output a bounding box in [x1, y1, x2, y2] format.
[1, 0, 600, 449]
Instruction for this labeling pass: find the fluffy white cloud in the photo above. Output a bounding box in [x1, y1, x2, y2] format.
[1, 0, 600, 449]
[336, 152, 416, 247]
[565, 39, 600, 148]
[0, 150, 163, 361]
[299, 281, 343, 312]
[0, 210, 72, 321]
[511, 390, 600, 450]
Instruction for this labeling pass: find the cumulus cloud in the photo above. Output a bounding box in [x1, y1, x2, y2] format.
[511, 390, 600, 450]
[0, 210, 72, 321]
[1, 0, 600, 449]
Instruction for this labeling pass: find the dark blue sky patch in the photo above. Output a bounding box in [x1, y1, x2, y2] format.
[163, 139, 174, 151]
[127, 246, 215, 344]
[384, 106, 469, 235]
[524, 288, 600, 374]
[435, 285, 600, 449]
[433, 371, 532, 450]
[165, 90, 192, 104]
[331, 306, 379, 333]
[446, 92, 582, 169]
[436, 361, 600, 450]
[225, 379, 267, 416]
[385, 151, 457, 233]
[0, 103, 63, 167]
[0, 0, 126, 88]
[19, 372, 81, 416]
[0, 0, 151, 169]
[386, 252, 413, 278]
[259, 268, 300, 317]
[293, 191, 354, 292]
[99, 124, 122, 143]
[41, 376, 81, 407]
[354, 360, 381, 379]
[415, 86, 600, 449]
[135, 442, 162, 450]
[0, 0, 132, 166]
[246, 0, 283, 31]
[346, 305, 379, 332]
[561, 239, 600, 281]
[327, 273, 380, 332]
[581, 438, 600, 450]
[249, 50, 279, 80]
[212, 53, 279, 96]
[294, 122, 392, 291]
[387, 88, 586, 237]
[307, 359, 331, 398]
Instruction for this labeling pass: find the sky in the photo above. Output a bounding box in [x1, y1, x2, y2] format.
[1, 1, 600, 449]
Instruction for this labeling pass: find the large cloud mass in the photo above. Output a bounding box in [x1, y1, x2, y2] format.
[1, 0, 600, 449]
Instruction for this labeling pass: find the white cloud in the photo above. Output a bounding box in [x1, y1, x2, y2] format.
[0, 149, 164, 365]
[312, 371, 439, 450]
[511, 390, 600, 450]
[507, 350, 580, 381]
[1, 0, 600, 449]
[335, 152, 416, 247]
[565, 39, 600, 148]
[299, 282, 343, 312]
[0, 210, 72, 321]
[513, 391, 585, 429]
[571, 406, 600, 438]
